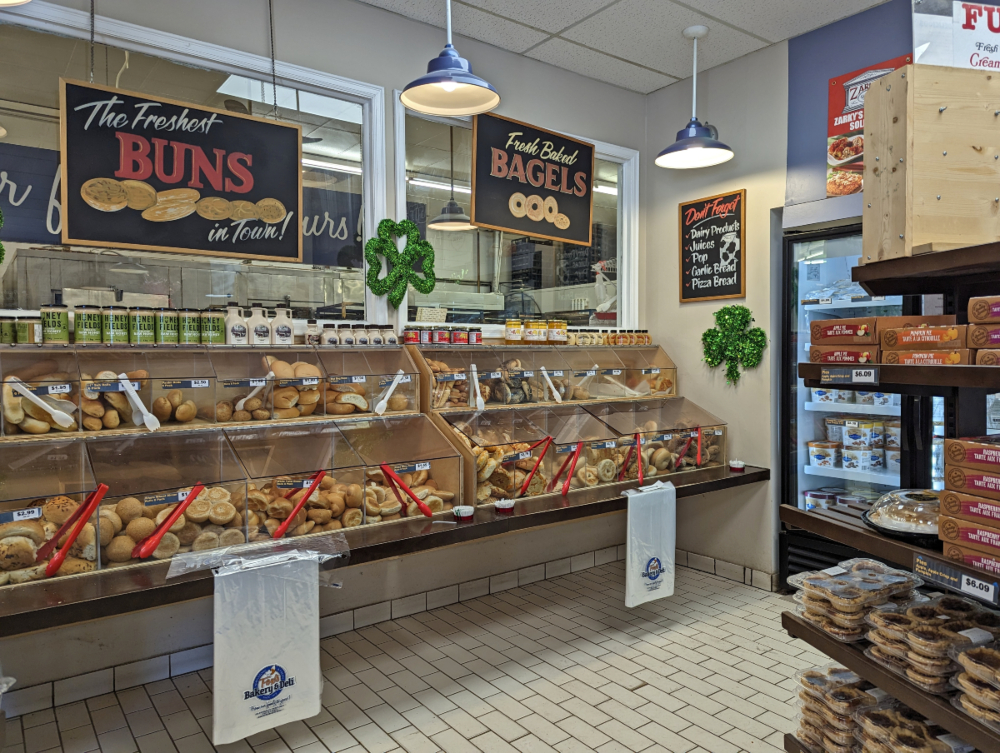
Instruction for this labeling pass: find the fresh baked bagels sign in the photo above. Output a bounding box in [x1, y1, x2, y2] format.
[60, 79, 302, 261]
[471, 113, 594, 245]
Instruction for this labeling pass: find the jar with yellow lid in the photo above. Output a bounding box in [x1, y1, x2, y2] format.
[547, 319, 567, 344]
[525, 319, 548, 343]
[505, 318, 523, 345]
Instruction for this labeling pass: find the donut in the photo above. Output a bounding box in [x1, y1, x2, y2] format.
[543, 196, 559, 223]
[509, 192, 527, 218]
[525, 195, 544, 222]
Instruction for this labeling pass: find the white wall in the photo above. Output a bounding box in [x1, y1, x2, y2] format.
[642, 42, 789, 574]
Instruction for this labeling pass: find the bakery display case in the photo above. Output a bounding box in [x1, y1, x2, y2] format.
[266, 349, 325, 421]
[86, 430, 248, 568]
[76, 349, 153, 433]
[225, 423, 366, 539]
[492, 347, 571, 406]
[587, 397, 728, 477]
[520, 405, 626, 492]
[1, 348, 82, 436]
[412, 346, 506, 410]
[208, 349, 275, 423]
[316, 347, 419, 417]
[615, 346, 677, 398]
[0, 439, 98, 586]
[337, 414, 463, 523]
[144, 348, 217, 428]
[549, 348, 628, 401]
[442, 410, 553, 503]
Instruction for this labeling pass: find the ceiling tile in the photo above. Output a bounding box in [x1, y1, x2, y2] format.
[526, 38, 676, 94]
[357, 0, 548, 53]
[561, 0, 766, 79]
[691, 0, 888, 44]
[460, 0, 618, 34]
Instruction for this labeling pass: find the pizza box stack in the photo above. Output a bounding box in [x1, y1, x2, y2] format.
[968, 296, 1000, 365]
[808, 315, 958, 365]
[941, 437, 1000, 575]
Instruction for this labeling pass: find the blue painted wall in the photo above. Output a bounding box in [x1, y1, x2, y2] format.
[785, 0, 912, 205]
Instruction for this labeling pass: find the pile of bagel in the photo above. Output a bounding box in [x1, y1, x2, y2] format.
[0, 495, 98, 584]
[450, 428, 547, 503]
[216, 355, 324, 423]
[243, 475, 363, 540]
[362, 466, 455, 522]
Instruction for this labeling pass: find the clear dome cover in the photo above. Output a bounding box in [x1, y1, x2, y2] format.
[868, 489, 940, 533]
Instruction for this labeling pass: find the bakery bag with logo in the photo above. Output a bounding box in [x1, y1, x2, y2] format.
[624, 481, 676, 608]
[213, 556, 320, 745]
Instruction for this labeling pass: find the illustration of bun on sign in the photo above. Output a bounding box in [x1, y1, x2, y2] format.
[471, 112, 594, 245]
[60, 79, 302, 262]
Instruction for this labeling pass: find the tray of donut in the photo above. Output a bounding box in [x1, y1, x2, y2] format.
[795, 662, 981, 753]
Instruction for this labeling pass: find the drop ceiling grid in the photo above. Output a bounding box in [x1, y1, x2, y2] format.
[355, 0, 888, 94]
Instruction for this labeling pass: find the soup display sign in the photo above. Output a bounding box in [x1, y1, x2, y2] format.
[471, 113, 594, 245]
[60, 79, 302, 261]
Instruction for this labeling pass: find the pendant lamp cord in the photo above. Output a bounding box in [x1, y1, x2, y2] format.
[449, 126, 456, 200]
[89, 0, 95, 83]
[445, 0, 453, 46]
[691, 36, 697, 120]
[269, 0, 278, 117]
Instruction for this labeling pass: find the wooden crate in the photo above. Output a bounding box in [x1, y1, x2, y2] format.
[864, 64, 1000, 263]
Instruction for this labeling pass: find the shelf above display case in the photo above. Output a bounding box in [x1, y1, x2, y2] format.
[0, 464, 769, 637]
[799, 362, 1000, 394]
[782, 611, 1000, 752]
[802, 296, 902, 312]
[852, 241, 1000, 297]
[802, 464, 899, 486]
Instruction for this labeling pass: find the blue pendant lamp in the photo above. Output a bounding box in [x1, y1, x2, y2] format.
[400, 0, 500, 117]
[655, 26, 734, 170]
[428, 126, 474, 231]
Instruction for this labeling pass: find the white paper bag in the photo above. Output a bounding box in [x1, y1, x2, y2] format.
[213, 558, 321, 745]
[624, 481, 676, 608]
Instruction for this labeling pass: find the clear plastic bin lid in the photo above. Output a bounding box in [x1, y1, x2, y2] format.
[520, 406, 618, 447]
[225, 423, 363, 478]
[421, 348, 504, 376]
[444, 410, 548, 448]
[337, 414, 459, 464]
[867, 489, 940, 534]
[317, 348, 416, 379]
[85, 430, 246, 496]
[142, 348, 215, 380]
[557, 348, 626, 373]
[0, 350, 80, 386]
[494, 347, 569, 374]
[613, 347, 676, 371]
[0, 440, 95, 504]
[77, 349, 150, 378]
[588, 397, 726, 436]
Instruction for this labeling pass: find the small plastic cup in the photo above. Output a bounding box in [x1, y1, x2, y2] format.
[729, 459, 745, 473]
[452, 505, 475, 522]
[494, 499, 515, 515]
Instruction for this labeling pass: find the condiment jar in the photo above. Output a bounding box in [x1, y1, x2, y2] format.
[525, 319, 548, 343]
[74, 305, 103, 344]
[403, 325, 420, 344]
[451, 326, 469, 345]
[0, 316, 16, 344]
[305, 319, 322, 345]
[155, 308, 179, 345]
[129, 307, 156, 344]
[246, 303, 271, 346]
[178, 308, 202, 344]
[270, 305, 293, 345]
[384, 325, 399, 346]
[102, 306, 130, 344]
[505, 318, 523, 345]
[432, 325, 450, 344]
[354, 324, 369, 346]
[339, 323, 355, 346]
[469, 327, 482, 345]
[200, 308, 226, 345]
[16, 316, 42, 344]
[371, 326, 384, 346]
[547, 319, 567, 344]
[321, 323, 339, 345]
[419, 326, 432, 345]
[41, 303, 70, 344]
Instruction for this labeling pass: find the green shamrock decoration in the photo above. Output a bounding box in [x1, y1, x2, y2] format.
[702, 304, 767, 384]
[364, 219, 436, 309]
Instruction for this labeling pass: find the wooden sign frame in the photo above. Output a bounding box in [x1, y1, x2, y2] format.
[678, 189, 746, 303]
[471, 112, 595, 246]
[59, 78, 303, 262]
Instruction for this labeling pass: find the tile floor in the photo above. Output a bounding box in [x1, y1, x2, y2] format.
[3, 563, 828, 753]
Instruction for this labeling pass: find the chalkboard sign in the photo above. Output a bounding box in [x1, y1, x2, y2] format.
[679, 189, 745, 303]
[471, 113, 594, 245]
[60, 79, 302, 261]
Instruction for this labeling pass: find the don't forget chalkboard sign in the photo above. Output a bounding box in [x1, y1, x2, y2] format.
[678, 189, 745, 303]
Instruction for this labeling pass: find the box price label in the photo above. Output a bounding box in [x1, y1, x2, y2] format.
[160, 379, 210, 389]
[95, 381, 141, 392]
[550, 370, 564, 377]
[392, 461, 431, 474]
[820, 367, 879, 385]
[0, 507, 42, 523]
[378, 374, 412, 387]
[590, 440, 616, 449]
[575, 370, 597, 378]
[914, 553, 1000, 606]
[641, 368, 661, 375]
[602, 369, 623, 376]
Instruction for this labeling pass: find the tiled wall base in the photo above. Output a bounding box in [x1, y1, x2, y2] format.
[2, 545, 775, 720]
[675, 548, 778, 592]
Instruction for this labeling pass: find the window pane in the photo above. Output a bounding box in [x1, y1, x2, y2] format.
[0, 23, 366, 319]
[404, 114, 620, 327]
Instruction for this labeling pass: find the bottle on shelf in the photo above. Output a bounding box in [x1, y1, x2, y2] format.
[225, 302, 248, 346]
[247, 303, 271, 346]
[305, 319, 322, 345]
[271, 305, 293, 345]
[321, 323, 339, 345]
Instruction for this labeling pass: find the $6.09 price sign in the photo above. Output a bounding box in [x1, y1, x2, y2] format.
[963, 574, 998, 602]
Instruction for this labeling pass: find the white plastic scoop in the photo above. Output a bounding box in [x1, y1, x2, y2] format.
[540, 366, 563, 404]
[8, 378, 76, 429]
[470, 364, 485, 411]
[236, 370, 274, 412]
[118, 373, 159, 431]
[374, 369, 405, 416]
